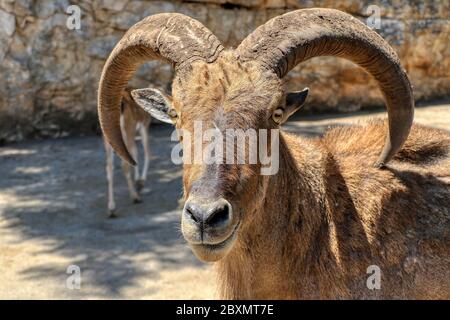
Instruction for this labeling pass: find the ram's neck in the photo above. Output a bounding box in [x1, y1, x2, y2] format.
[216, 132, 332, 299]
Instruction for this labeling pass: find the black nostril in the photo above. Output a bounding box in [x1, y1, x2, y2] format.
[185, 203, 201, 223]
[205, 204, 230, 227]
[184, 199, 232, 228]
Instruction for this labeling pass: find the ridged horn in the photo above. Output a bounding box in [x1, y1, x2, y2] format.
[98, 13, 224, 165]
[237, 8, 414, 166]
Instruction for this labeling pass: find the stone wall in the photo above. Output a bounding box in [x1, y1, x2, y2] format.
[0, 0, 448, 142]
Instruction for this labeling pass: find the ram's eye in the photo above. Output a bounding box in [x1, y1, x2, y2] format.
[168, 108, 178, 119]
[272, 108, 284, 124]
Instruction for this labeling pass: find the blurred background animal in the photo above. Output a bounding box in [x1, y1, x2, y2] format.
[104, 88, 151, 218]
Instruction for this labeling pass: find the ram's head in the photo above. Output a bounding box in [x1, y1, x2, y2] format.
[98, 9, 413, 262]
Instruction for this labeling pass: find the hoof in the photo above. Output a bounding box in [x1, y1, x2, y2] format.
[133, 197, 142, 204]
[135, 179, 145, 193]
[108, 209, 118, 218]
[374, 162, 387, 169]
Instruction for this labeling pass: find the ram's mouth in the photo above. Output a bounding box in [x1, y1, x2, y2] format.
[189, 222, 240, 262]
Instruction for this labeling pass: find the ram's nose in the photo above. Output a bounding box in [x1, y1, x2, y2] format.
[183, 198, 232, 231]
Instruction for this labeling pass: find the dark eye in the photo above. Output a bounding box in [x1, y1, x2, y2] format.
[272, 108, 284, 124]
[168, 108, 178, 119]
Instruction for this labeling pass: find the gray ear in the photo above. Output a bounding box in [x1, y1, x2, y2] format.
[285, 87, 309, 119]
[131, 88, 174, 124]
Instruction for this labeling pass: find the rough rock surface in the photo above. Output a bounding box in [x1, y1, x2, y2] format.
[0, 0, 448, 142]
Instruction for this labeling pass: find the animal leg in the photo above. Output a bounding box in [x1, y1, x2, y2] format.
[136, 123, 150, 193]
[122, 120, 141, 204]
[105, 141, 117, 218]
[133, 125, 140, 182]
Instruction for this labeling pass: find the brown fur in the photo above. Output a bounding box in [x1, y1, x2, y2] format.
[216, 122, 450, 299]
[121, 88, 151, 125]
[166, 52, 450, 299]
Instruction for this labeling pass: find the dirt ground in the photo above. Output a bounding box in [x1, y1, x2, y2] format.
[0, 103, 449, 299]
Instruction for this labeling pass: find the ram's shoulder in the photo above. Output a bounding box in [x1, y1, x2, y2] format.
[321, 120, 450, 239]
[395, 123, 450, 167]
[322, 119, 450, 169]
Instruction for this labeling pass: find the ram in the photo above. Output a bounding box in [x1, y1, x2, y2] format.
[104, 88, 151, 218]
[98, 9, 450, 298]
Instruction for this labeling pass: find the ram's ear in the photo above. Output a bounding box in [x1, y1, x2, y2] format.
[131, 88, 175, 124]
[284, 87, 309, 119]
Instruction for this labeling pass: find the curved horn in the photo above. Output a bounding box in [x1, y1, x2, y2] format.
[98, 13, 224, 165]
[237, 8, 414, 167]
